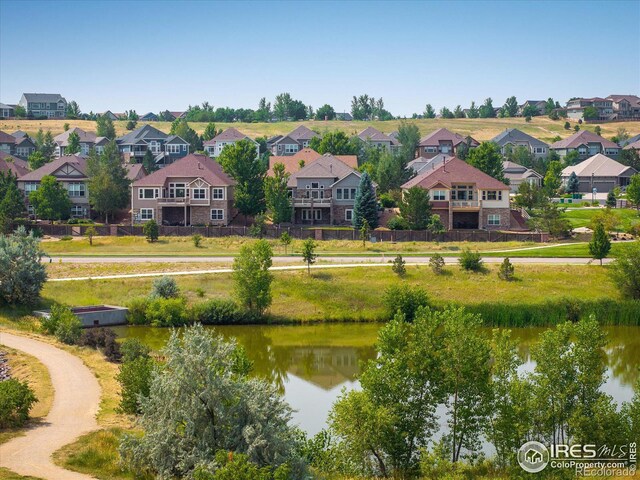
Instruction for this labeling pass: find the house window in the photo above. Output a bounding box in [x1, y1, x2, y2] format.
[452, 185, 473, 201]
[440, 145, 451, 153]
[139, 188, 158, 199]
[212, 188, 224, 200]
[284, 144, 299, 154]
[605, 148, 618, 155]
[68, 183, 86, 197]
[482, 191, 503, 201]
[302, 209, 322, 221]
[140, 208, 154, 220]
[192, 188, 207, 199]
[534, 147, 545, 154]
[70, 205, 85, 217]
[16, 147, 31, 157]
[345, 209, 353, 221]
[578, 147, 587, 155]
[432, 190, 446, 201]
[166, 144, 181, 154]
[149, 141, 160, 153]
[425, 146, 437, 153]
[488, 214, 501, 226]
[169, 183, 186, 198]
[27, 205, 35, 216]
[24, 182, 39, 193]
[211, 209, 224, 220]
[336, 188, 357, 200]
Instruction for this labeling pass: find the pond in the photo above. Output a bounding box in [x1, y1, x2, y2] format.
[111, 324, 640, 436]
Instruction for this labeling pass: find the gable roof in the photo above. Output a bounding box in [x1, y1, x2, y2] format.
[22, 93, 66, 103]
[275, 125, 319, 144]
[124, 163, 147, 181]
[54, 127, 97, 146]
[561, 153, 637, 178]
[0, 152, 29, 177]
[287, 154, 358, 187]
[0, 103, 14, 110]
[11, 130, 27, 139]
[0, 130, 16, 144]
[19, 155, 87, 182]
[550, 130, 619, 149]
[268, 148, 357, 176]
[134, 153, 235, 187]
[418, 128, 479, 147]
[16, 136, 36, 148]
[357, 126, 400, 145]
[623, 139, 640, 150]
[491, 128, 548, 148]
[502, 160, 528, 173]
[620, 133, 640, 147]
[607, 94, 640, 105]
[205, 127, 251, 145]
[116, 124, 168, 144]
[402, 157, 509, 191]
[407, 154, 452, 174]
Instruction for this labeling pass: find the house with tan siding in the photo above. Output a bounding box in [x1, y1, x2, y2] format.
[268, 125, 320, 155]
[549, 130, 620, 160]
[203, 128, 258, 158]
[416, 128, 479, 159]
[561, 154, 637, 193]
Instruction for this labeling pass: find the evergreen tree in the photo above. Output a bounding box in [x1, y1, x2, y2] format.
[566, 172, 580, 194]
[96, 115, 117, 139]
[479, 98, 496, 118]
[29, 175, 71, 221]
[142, 149, 157, 173]
[0, 171, 25, 232]
[66, 132, 81, 155]
[265, 162, 292, 225]
[352, 172, 378, 229]
[606, 190, 617, 208]
[399, 186, 431, 230]
[87, 140, 130, 224]
[0, 226, 47, 305]
[466, 142, 506, 182]
[423, 104, 436, 118]
[503, 96, 518, 117]
[467, 101, 479, 118]
[27, 151, 48, 170]
[589, 222, 611, 266]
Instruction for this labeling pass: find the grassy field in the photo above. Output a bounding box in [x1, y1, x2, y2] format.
[1, 117, 637, 144]
[563, 207, 640, 230]
[0, 469, 42, 480]
[0, 348, 53, 445]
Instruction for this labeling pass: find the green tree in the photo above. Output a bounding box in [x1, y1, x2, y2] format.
[429, 253, 445, 274]
[619, 149, 640, 172]
[87, 140, 130, 224]
[528, 202, 571, 238]
[522, 104, 539, 117]
[479, 98, 496, 118]
[170, 119, 203, 153]
[467, 101, 479, 118]
[218, 140, 266, 220]
[233, 240, 273, 315]
[399, 186, 431, 230]
[254, 97, 271, 122]
[564, 150, 580, 166]
[566, 171, 580, 193]
[582, 106, 599, 120]
[63, 123, 70, 131]
[27, 151, 48, 170]
[301, 238, 317, 274]
[440, 106, 454, 119]
[594, 125, 602, 136]
[0, 379, 37, 428]
[315, 104, 336, 120]
[280, 231, 292, 254]
[453, 105, 465, 118]
[423, 104, 436, 118]
[150, 275, 180, 299]
[0, 171, 25, 232]
[119, 326, 304, 478]
[497, 257, 515, 280]
[265, 163, 291, 225]
[396, 120, 420, 162]
[117, 356, 154, 414]
[0, 226, 47, 305]
[626, 173, 640, 210]
[14, 105, 26, 118]
[96, 115, 116, 139]
[202, 122, 220, 141]
[391, 254, 406, 276]
[65, 100, 81, 119]
[502, 96, 518, 117]
[610, 241, 640, 299]
[126, 120, 137, 130]
[353, 172, 378, 229]
[564, 121, 571, 130]
[29, 175, 71, 221]
[545, 98, 556, 115]
[34, 129, 55, 160]
[574, 124, 580, 132]
[375, 151, 410, 193]
[142, 149, 157, 173]
[309, 131, 358, 155]
[606, 190, 617, 208]
[543, 160, 563, 195]
[143, 219, 159, 242]
[273, 92, 307, 121]
[85, 226, 96, 246]
[515, 182, 546, 210]
[466, 142, 505, 182]
[66, 131, 81, 155]
[589, 222, 611, 265]
[458, 248, 484, 272]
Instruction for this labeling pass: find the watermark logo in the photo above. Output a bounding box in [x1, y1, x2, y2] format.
[518, 441, 550, 473]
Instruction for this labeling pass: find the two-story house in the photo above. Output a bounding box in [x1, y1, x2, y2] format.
[491, 129, 549, 159]
[417, 128, 479, 159]
[0, 152, 29, 177]
[401, 157, 511, 230]
[54, 128, 99, 157]
[0, 130, 35, 159]
[561, 154, 637, 194]
[517, 100, 547, 116]
[116, 124, 189, 167]
[268, 125, 320, 155]
[566, 97, 614, 121]
[288, 153, 372, 226]
[19, 93, 67, 118]
[607, 95, 640, 120]
[18, 155, 90, 218]
[0, 103, 15, 118]
[357, 127, 401, 151]
[131, 153, 235, 226]
[502, 161, 543, 193]
[203, 128, 259, 158]
[0, 131, 15, 154]
[268, 148, 358, 176]
[549, 130, 620, 160]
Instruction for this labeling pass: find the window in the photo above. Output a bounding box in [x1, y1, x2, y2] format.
[71, 205, 85, 217]
[24, 182, 39, 193]
[440, 145, 451, 153]
[169, 183, 186, 198]
[311, 182, 319, 189]
[212, 188, 224, 200]
[482, 191, 503, 201]
[149, 141, 160, 153]
[140, 208, 154, 220]
[284, 144, 299, 154]
[345, 209, 353, 221]
[452, 185, 473, 201]
[192, 188, 207, 199]
[578, 147, 587, 155]
[425, 146, 437, 153]
[336, 188, 357, 200]
[68, 183, 85, 197]
[432, 190, 446, 201]
[139, 188, 158, 199]
[166, 144, 181, 154]
[534, 147, 545, 154]
[302, 209, 322, 221]
[27, 205, 35, 215]
[211, 209, 224, 220]
[488, 214, 501, 226]
[16, 147, 30, 157]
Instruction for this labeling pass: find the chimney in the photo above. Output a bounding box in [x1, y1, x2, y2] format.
[330, 164, 333, 173]
[198, 162, 203, 170]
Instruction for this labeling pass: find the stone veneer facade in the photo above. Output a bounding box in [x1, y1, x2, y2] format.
[480, 207, 511, 230]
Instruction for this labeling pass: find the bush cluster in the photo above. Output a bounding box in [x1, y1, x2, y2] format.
[0, 379, 37, 428]
[41, 304, 82, 345]
[458, 248, 484, 272]
[79, 327, 122, 362]
[383, 285, 429, 322]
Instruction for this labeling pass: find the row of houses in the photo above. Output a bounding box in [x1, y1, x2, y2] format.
[566, 95, 640, 122]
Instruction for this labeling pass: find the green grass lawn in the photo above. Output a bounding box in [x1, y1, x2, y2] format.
[563, 207, 640, 230]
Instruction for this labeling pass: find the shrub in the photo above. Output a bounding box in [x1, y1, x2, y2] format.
[391, 254, 406, 276]
[126, 297, 150, 325]
[85, 226, 97, 246]
[150, 276, 180, 299]
[459, 249, 484, 272]
[192, 234, 203, 248]
[0, 227, 47, 305]
[0, 379, 37, 428]
[120, 338, 151, 362]
[383, 285, 429, 322]
[429, 253, 445, 274]
[60, 235, 73, 241]
[498, 257, 515, 281]
[55, 312, 83, 345]
[610, 242, 640, 299]
[145, 297, 188, 327]
[143, 219, 158, 242]
[189, 299, 243, 325]
[379, 193, 396, 208]
[117, 356, 154, 414]
[387, 216, 409, 230]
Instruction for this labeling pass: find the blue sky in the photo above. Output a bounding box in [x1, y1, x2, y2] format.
[1, 0, 638, 116]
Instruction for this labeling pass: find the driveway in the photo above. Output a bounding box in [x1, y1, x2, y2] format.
[0, 332, 101, 480]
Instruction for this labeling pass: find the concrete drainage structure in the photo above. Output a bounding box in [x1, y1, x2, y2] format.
[34, 305, 128, 327]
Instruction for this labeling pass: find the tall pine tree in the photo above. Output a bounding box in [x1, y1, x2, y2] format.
[265, 162, 292, 224]
[352, 171, 378, 229]
[87, 140, 130, 224]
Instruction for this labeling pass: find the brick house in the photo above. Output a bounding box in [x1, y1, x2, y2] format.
[268, 148, 358, 176]
[401, 157, 511, 230]
[131, 153, 235, 226]
[268, 125, 320, 155]
[416, 128, 479, 159]
[549, 130, 620, 160]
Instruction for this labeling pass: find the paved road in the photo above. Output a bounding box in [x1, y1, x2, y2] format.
[0, 332, 101, 480]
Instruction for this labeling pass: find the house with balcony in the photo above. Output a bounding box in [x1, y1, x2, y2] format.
[561, 154, 637, 194]
[517, 100, 547, 116]
[356, 127, 401, 151]
[268, 125, 320, 155]
[607, 95, 640, 120]
[566, 97, 614, 121]
[203, 128, 258, 158]
[116, 124, 189, 167]
[287, 153, 372, 226]
[416, 128, 479, 159]
[549, 130, 620, 160]
[502, 161, 543, 193]
[401, 157, 511, 230]
[268, 148, 358, 176]
[131, 153, 235, 226]
[18, 93, 67, 118]
[491, 128, 549, 159]
[17, 155, 90, 218]
[54, 127, 99, 157]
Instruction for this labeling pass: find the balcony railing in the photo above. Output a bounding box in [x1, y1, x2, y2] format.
[451, 200, 479, 208]
[156, 197, 210, 206]
[293, 197, 332, 207]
